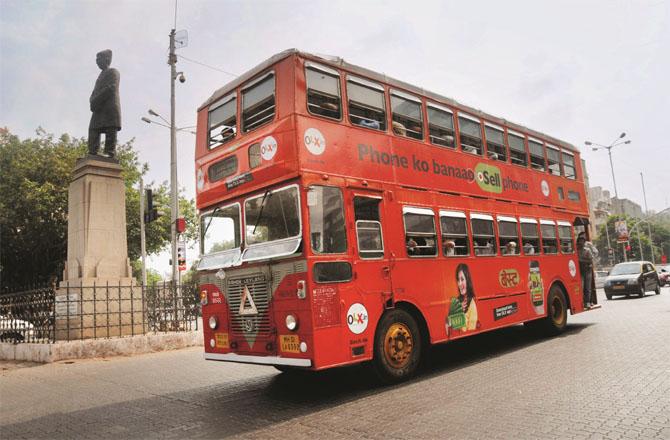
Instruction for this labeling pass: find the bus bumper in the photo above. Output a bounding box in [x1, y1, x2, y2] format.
[204, 352, 312, 367]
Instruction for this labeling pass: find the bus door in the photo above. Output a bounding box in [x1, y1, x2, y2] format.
[350, 192, 394, 308]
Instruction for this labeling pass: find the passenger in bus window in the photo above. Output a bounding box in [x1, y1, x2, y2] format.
[445, 240, 456, 256]
[447, 264, 478, 332]
[360, 119, 381, 129]
[407, 238, 418, 255]
[392, 121, 407, 136]
[504, 241, 517, 255]
[523, 242, 535, 255]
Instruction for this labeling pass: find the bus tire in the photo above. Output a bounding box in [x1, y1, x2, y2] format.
[539, 285, 568, 335]
[373, 308, 422, 384]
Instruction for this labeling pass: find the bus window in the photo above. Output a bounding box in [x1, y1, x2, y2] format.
[440, 210, 469, 256]
[306, 63, 341, 120]
[562, 151, 576, 180]
[458, 114, 483, 155]
[471, 213, 496, 256]
[245, 185, 300, 245]
[485, 124, 506, 162]
[547, 145, 561, 176]
[201, 203, 241, 254]
[498, 216, 519, 255]
[208, 93, 236, 149]
[242, 73, 276, 133]
[391, 90, 423, 140]
[308, 186, 347, 254]
[354, 196, 384, 259]
[208, 156, 238, 182]
[347, 76, 386, 131]
[249, 143, 261, 169]
[540, 220, 558, 254]
[528, 139, 546, 172]
[403, 207, 437, 257]
[427, 103, 455, 148]
[520, 218, 539, 255]
[508, 132, 527, 167]
[558, 222, 574, 254]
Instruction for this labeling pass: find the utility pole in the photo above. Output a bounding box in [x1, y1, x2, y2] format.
[641, 172, 654, 263]
[168, 28, 179, 287]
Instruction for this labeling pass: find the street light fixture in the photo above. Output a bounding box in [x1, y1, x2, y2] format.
[584, 132, 631, 199]
[141, 114, 196, 134]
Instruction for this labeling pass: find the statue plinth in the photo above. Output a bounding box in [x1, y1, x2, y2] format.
[62, 156, 132, 283]
[57, 156, 141, 339]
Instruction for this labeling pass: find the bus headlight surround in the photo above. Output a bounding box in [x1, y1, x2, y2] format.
[208, 315, 218, 330]
[285, 314, 298, 331]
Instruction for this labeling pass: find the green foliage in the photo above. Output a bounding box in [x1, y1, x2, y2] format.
[0, 128, 197, 288]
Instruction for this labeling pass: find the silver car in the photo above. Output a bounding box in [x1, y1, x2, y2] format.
[595, 270, 609, 289]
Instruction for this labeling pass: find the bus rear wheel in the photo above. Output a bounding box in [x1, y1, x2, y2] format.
[539, 285, 568, 335]
[373, 309, 422, 384]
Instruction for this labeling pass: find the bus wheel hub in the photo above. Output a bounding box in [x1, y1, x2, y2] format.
[384, 323, 413, 368]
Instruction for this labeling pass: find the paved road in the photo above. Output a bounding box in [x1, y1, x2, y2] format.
[2, 288, 669, 439]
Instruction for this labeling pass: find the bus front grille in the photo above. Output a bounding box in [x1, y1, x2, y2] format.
[226, 274, 271, 336]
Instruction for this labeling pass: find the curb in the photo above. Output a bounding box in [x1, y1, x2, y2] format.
[0, 331, 203, 363]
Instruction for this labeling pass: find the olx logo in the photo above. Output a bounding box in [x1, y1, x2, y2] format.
[475, 163, 502, 194]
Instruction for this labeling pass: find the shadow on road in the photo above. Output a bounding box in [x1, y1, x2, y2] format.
[1, 323, 593, 438]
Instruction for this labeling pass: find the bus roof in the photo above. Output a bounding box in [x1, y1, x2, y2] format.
[199, 49, 579, 153]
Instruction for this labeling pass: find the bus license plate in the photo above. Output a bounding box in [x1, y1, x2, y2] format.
[280, 335, 300, 353]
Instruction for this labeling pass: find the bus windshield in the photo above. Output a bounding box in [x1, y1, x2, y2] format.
[242, 185, 301, 261]
[198, 203, 242, 270]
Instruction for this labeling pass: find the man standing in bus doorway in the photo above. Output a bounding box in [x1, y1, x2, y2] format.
[88, 49, 121, 158]
[577, 233, 594, 308]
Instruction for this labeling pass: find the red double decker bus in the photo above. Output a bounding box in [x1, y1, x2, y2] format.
[195, 50, 594, 382]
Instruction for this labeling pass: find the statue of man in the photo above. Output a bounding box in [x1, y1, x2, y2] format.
[88, 49, 121, 157]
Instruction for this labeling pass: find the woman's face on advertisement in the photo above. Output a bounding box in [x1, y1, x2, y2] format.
[457, 270, 467, 296]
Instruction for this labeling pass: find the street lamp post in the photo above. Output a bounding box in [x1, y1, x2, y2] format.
[585, 132, 631, 200]
[585, 133, 632, 262]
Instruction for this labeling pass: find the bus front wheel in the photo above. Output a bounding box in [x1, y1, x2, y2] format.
[373, 308, 422, 384]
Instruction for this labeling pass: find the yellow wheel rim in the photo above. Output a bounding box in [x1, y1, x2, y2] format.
[383, 322, 414, 369]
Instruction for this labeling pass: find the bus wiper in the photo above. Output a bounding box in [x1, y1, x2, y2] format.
[252, 189, 272, 235]
[203, 206, 222, 237]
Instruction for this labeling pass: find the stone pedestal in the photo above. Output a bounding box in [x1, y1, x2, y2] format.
[57, 156, 143, 340]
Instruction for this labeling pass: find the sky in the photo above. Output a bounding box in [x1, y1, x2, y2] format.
[1, 0, 669, 276]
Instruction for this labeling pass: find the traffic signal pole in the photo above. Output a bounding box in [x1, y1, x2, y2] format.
[140, 176, 147, 286]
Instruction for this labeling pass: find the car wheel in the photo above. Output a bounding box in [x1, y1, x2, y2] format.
[655, 283, 661, 295]
[373, 308, 422, 384]
[639, 283, 645, 297]
[606, 292, 612, 300]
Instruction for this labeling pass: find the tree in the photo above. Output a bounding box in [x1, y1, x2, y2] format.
[0, 128, 197, 289]
[594, 214, 670, 266]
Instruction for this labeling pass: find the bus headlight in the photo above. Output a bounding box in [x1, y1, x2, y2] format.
[208, 316, 218, 330]
[285, 314, 298, 331]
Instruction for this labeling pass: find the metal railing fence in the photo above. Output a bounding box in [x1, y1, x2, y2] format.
[0, 282, 200, 344]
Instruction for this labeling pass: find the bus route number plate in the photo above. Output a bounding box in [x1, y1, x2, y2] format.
[280, 335, 300, 353]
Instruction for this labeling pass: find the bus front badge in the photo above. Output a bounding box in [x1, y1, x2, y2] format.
[239, 285, 259, 316]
